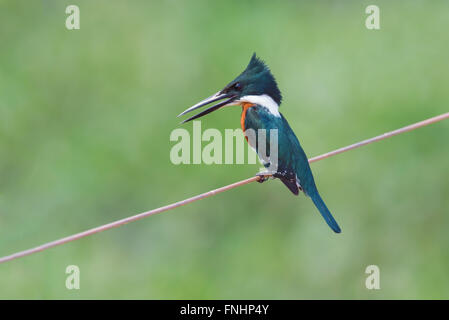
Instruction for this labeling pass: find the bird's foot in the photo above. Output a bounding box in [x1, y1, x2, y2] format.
[256, 171, 275, 183]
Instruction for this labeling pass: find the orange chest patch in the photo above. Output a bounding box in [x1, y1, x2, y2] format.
[240, 102, 256, 132]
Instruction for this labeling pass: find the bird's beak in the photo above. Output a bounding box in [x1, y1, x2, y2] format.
[178, 91, 237, 123]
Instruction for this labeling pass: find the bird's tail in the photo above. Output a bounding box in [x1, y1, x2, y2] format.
[309, 190, 341, 233]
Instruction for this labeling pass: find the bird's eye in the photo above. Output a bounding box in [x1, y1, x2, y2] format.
[234, 82, 242, 90]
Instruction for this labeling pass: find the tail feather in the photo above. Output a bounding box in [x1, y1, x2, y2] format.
[310, 191, 341, 233]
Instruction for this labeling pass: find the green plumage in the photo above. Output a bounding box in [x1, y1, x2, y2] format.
[244, 106, 341, 233]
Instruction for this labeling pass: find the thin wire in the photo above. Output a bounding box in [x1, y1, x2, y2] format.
[1, 111, 448, 264]
[309, 112, 449, 163]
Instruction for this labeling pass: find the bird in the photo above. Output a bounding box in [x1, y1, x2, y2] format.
[178, 53, 341, 233]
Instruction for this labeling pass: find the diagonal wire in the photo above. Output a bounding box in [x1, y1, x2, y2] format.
[0, 111, 448, 264]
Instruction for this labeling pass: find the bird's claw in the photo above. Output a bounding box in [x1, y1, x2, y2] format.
[256, 172, 274, 183]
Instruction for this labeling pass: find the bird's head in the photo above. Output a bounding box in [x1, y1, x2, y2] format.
[178, 53, 282, 123]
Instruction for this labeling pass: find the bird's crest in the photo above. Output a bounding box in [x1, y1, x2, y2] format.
[235, 53, 282, 105]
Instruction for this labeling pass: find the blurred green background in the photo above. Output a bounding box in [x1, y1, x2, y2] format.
[0, 0, 448, 299]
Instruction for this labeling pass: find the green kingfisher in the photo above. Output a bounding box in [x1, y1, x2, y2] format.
[178, 53, 341, 233]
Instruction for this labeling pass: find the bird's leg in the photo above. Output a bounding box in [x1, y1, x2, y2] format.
[255, 171, 276, 183]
